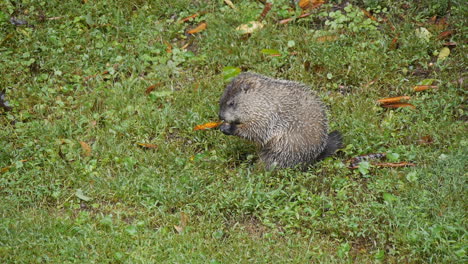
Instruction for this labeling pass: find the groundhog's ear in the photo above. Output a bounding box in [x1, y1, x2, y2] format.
[240, 80, 255, 93]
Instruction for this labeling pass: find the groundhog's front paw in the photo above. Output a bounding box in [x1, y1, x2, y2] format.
[219, 122, 237, 135]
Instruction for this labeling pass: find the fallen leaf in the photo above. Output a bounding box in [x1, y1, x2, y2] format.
[443, 42, 457, 47]
[179, 13, 199, 23]
[1, 167, 10, 173]
[279, 12, 313, 24]
[164, 40, 172, 53]
[187, 22, 207, 34]
[137, 143, 158, 149]
[236, 21, 263, 34]
[316, 35, 338, 43]
[174, 212, 189, 234]
[390, 36, 399, 49]
[415, 27, 432, 42]
[299, 0, 325, 10]
[377, 96, 410, 104]
[261, 49, 282, 56]
[417, 135, 434, 145]
[224, 0, 237, 9]
[381, 103, 416, 109]
[374, 162, 416, 168]
[194, 122, 222, 131]
[223, 66, 241, 81]
[75, 189, 92, 201]
[258, 2, 273, 22]
[361, 8, 378, 21]
[145, 83, 162, 94]
[174, 225, 184, 233]
[79, 141, 92, 156]
[413, 85, 438, 92]
[438, 47, 450, 61]
[437, 30, 453, 40]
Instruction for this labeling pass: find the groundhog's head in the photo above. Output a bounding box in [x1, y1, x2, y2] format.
[218, 73, 270, 137]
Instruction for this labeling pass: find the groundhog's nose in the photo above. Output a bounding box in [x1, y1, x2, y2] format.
[219, 122, 235, 135]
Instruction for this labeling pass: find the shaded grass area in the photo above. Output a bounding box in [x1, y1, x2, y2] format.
[1, 0, 466, 262]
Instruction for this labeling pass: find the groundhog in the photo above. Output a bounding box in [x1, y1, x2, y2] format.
[219, 72, 342, 170]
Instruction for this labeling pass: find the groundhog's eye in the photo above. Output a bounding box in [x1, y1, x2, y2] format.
[227, 101, 235, 107]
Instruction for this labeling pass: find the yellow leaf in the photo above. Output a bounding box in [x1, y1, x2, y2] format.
[438, 47, 450, 61]
[224, 0, 237, 9]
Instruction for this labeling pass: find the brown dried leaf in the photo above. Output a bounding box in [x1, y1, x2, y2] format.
[194, 122, 222, 131]
[374, 162, 416, 168]
[390, 36, 399, 49]
[174, 225, 184, 233]
[413, 85, 438, 92]
[438, 30, 454, 40]
[164, 40, 172, 53]
[258, 2, 273, 22]
[137, 143, 158, 149]
[145, 83, 162, 95]
[174, 212, 189, 234]
[279, 12, 313, 25]
[417, 135, 434, 145]
[316, 35, 338, 43]
[79, 141, 92, 156]
[381, 103, 416, 109]
[361, 8, 378, 21]
[187, 22, 207, 34]
[443, 42, 457, 47]
[377, 96, 410, 104]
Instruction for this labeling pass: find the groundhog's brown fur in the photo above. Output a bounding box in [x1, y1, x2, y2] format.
[219, 72, 342, 169]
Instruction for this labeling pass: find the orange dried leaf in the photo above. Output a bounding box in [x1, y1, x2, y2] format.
[1, 167, 10, 173]
[194, 122, 222, 131]
[179, 13, 199, 23]
[79, 141, 92, 156]
[413, 85, 438, 92]
[187, 22, 207, 34]
[137, 143, 158, 149]
[299, 0, 325, 10]
[381, 103, 416, 109]
[377, 96, 411, 104]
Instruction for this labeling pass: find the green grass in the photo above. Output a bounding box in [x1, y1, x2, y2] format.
[1, 0, 467, 263]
